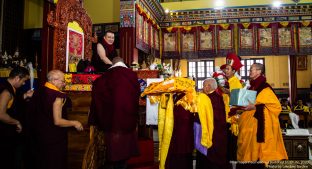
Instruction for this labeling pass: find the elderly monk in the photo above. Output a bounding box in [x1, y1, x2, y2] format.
[89, 57, 140, 169]
[237, 63, 288, 163]
[196, 78, 229, 169]
[29, 70, 83, 169]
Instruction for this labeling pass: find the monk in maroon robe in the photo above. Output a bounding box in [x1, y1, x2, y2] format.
[196, 78, 229, 169]
[165, 93, 194, 169]
[0, 66, 33, 169]
[89, 57, 140, 169]
[29, 70, 83, 169]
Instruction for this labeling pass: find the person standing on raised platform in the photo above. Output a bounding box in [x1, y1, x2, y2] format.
[91, 30, 118, 72]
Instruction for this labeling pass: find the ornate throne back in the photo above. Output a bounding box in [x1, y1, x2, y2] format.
[47, 0, 94, 72]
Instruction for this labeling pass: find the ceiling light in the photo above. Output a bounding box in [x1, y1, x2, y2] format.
[214, 0, 225, 10]
[273, 1, 282, 8]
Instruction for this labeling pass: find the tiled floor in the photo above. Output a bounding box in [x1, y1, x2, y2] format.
[67, 122, 312, 169]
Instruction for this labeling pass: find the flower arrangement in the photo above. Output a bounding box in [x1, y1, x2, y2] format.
[212, 66, 227, 87]
[153, 63, 172, 76]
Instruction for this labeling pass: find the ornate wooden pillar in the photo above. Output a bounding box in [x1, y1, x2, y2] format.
[40, 1, 55, 85]
[120, 0, 137, 66]
[288, 55, 297, 105]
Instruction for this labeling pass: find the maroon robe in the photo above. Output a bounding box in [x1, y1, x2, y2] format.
[196, 91, 229, 169]
[89, 66, 140, 162]
[29, 86, 70, 169]
[0, 80, 19, 169]
[165, 93, 194, 169]
[91, 39, 117, 72]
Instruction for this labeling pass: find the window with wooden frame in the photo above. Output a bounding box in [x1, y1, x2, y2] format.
[188, 60, 215, 90]
[240, 58, 265, 81]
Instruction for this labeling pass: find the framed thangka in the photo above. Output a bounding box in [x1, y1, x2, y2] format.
[143, 19, 149, 47]
[199, 31, 212, 50]
[198, 25, 215, 58]
[66, 28, 84, 72]
[181, 27, 197, 59]
[135, 11, 145, 51]
[154, 27, 160, 58]
[163, 33, 176, 52]
[298, 22, 312, 54]
[277, 22, 295, 55]
[257, 23, 276, 55]
[278, 28, 291, 46]
[182, 33, 195, 51]
[241, 29, 253, 47]
[297, 55, 307, 70]
[217, 24, 234, 56]
[162, 28, 179, 59]
[259, 28, 272, 46]
[238, 23, 256, 56]
[150, 26, 154, 51]
[105, 24, 119, 33]
[93, 25, 103, 36]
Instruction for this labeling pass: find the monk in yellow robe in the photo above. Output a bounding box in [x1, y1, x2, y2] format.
[221, 53, 244, 162]
[237, 63, 288, 162]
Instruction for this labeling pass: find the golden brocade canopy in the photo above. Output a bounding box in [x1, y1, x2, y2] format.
[141, 77, 197, 113]
[141, 77, 214, 169]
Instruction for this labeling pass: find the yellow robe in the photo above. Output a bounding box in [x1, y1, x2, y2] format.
[158, 93, 174, 169]
[141, 78, 198, 169]
[197, 93, 214, 149]
[237, 87, 288, 162]
[224, 76, 243, 115]
[224, 76, 243, 135]
[228, 76, 243, 92]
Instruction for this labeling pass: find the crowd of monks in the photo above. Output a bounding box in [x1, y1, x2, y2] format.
[0, 48, 292, 169]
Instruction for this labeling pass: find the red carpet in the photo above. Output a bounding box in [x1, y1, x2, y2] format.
[127, 139, 157, 169]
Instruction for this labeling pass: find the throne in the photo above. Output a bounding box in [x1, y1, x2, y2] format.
[47, 0, 98, 91]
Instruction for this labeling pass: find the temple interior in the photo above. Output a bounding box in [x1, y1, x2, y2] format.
[0, 0, 312, 169]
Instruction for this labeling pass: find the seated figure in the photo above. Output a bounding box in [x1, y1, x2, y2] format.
[292, 99, 310, 128]
[280, 99, 299, 129]
[293, 100, 310, 113]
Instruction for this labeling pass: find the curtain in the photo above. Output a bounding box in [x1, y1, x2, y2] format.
[288, 55, 297, 106]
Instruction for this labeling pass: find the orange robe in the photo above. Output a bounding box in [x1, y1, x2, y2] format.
[237, 87, 288, 162]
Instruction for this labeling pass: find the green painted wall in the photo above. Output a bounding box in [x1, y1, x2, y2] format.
[84, 0, 120, 24]
[24, 0, 43, 29]
[23, 0, 120, 29]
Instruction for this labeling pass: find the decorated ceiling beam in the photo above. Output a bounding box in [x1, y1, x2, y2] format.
[160, 4, 312, 27]
[139, 0, 165, 23]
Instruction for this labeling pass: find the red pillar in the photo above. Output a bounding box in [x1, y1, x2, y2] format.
[40, 1, 55, 85]
[119, 0, 136, 66]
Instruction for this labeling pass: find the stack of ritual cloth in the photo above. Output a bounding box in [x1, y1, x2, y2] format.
[64, 73, 101, 91]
